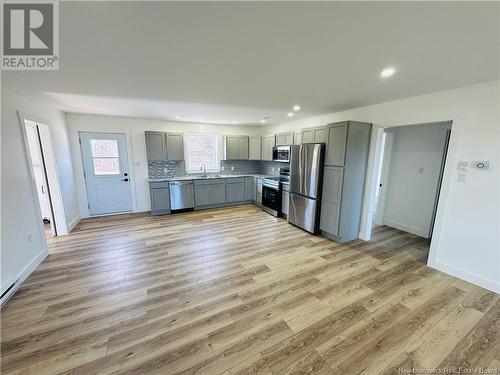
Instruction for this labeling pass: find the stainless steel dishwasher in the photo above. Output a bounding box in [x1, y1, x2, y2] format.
[169, 180, 195, 210]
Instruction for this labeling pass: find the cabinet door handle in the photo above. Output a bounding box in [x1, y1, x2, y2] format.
[122, 178, 129, 182]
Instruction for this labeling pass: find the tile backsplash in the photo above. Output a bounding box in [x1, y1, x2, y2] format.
[148, 160, 289, 179]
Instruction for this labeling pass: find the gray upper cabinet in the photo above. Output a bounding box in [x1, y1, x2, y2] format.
[166, 133, 184, 161]
[261, 135, 275, 161]
[249, 136, 262, 160]
[276, 132, 294, 146]
[320, 121, 372, 243]
[325, 123, 347, 166]
[301, 126, 326, 144]
[146, 131, 184, 161]
[146, 131, 167, 161]
[224, 136, 249, 160]
[294, 132, 302, 145]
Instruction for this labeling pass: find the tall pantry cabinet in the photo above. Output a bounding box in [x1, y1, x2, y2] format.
[320, 121, 372, 243]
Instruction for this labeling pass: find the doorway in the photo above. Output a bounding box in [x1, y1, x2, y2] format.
[79, 132, 133, 216]
[23, 121, 57, 237]
[374, 121, 452, 239]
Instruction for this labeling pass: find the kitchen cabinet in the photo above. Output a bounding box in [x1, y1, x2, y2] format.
[249, 136, 262, 160]
[166, 133, 184, 161]
[194, 181, 211, 206]
[276, 132, 294, 146]
[325, 123, 347, 166]
[149, 181, 170, 215]
[145, 131, 184, 161]
[281, 183, 290, 216]
[301, 126, 326, 144]
[244, 177, 254, 201]
[261, 135, 275, 161]
[294, 132, 302, 145]
[146, 131, 167, 161]
[256, 177, 263, 205]
[224, 136, 249, 160]
[211, 181, 227, 204]
[194, 179, 227, 207]
[320, 121, 372, 243]
[226, 177, 245, 202]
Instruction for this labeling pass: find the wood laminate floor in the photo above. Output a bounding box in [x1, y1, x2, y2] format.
[1, 205, 499, 375]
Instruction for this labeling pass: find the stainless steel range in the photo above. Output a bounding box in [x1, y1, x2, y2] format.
[262, 169, 289, 217]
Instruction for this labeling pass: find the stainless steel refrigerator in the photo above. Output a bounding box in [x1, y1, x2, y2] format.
[288, 143, 325, 233]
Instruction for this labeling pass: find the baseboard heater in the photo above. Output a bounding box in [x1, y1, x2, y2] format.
[0, 279, 19, 308]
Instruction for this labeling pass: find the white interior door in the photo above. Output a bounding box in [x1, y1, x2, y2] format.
[80, 132, 132, 216]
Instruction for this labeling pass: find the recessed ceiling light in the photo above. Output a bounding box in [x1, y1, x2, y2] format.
[260, 119, 266, 124]
[287, 112, 294, 117]
[381, 67, 395, 78]
[175, 116, 181, 120]
[232, 121, 237, 124]
[293, 105, 300, 111]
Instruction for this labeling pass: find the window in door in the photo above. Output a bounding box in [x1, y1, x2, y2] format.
[184, 134, 219, 173]
[90, 139, 121, 175]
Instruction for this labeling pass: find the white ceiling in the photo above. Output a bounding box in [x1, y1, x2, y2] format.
[4, 1, 500, 125]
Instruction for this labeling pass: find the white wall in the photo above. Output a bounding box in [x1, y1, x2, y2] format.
[65, 113, 262, 217]
[265, 80, 500, 293]
[1, 84, 80, 296]
[381, 122, 450, 238]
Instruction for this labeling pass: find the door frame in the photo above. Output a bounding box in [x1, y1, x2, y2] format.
[78, 131, 134, 217]
[18, 111, 69, 236]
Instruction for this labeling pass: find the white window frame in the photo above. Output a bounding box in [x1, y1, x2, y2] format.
[183, 133, 221, 174]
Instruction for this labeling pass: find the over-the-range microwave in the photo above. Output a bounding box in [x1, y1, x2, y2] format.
[273, 145, 291, 163]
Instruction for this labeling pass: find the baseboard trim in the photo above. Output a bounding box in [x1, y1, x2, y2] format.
[67, 214, 81, 232]
[428, 258, 500, 294]
[0, 250, 47, 308]
[383, 220, 429, 238]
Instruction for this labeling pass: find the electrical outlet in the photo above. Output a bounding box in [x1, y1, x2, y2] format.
[231, 166, 234, 171]
[221, 166, 225, 171]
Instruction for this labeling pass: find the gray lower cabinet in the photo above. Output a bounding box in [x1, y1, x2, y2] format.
[194, 183, 211, 206]
[194, 179, 227, 207]
[320, 121, 372, 242]
[244, 177, 254, 201]
[281, 183, 290, 216]
[256, 178, 263, 205]
[149, 182, 171, 215]
[226, 178, 245, 202]
[211, 182, 226, 204]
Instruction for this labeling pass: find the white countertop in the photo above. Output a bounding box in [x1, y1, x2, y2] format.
[147, 174, 274, 183]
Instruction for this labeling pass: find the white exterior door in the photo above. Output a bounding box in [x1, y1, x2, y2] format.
[80, 132, 133, 216]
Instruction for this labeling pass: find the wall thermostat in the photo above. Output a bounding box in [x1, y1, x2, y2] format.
[473, 161, 490, 170]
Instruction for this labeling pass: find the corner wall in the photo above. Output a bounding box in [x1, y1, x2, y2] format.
[1, 84, 80, 296]
[264, 80, 500, 293]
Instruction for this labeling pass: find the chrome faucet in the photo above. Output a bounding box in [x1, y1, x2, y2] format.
[200, 164, 207, 177]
